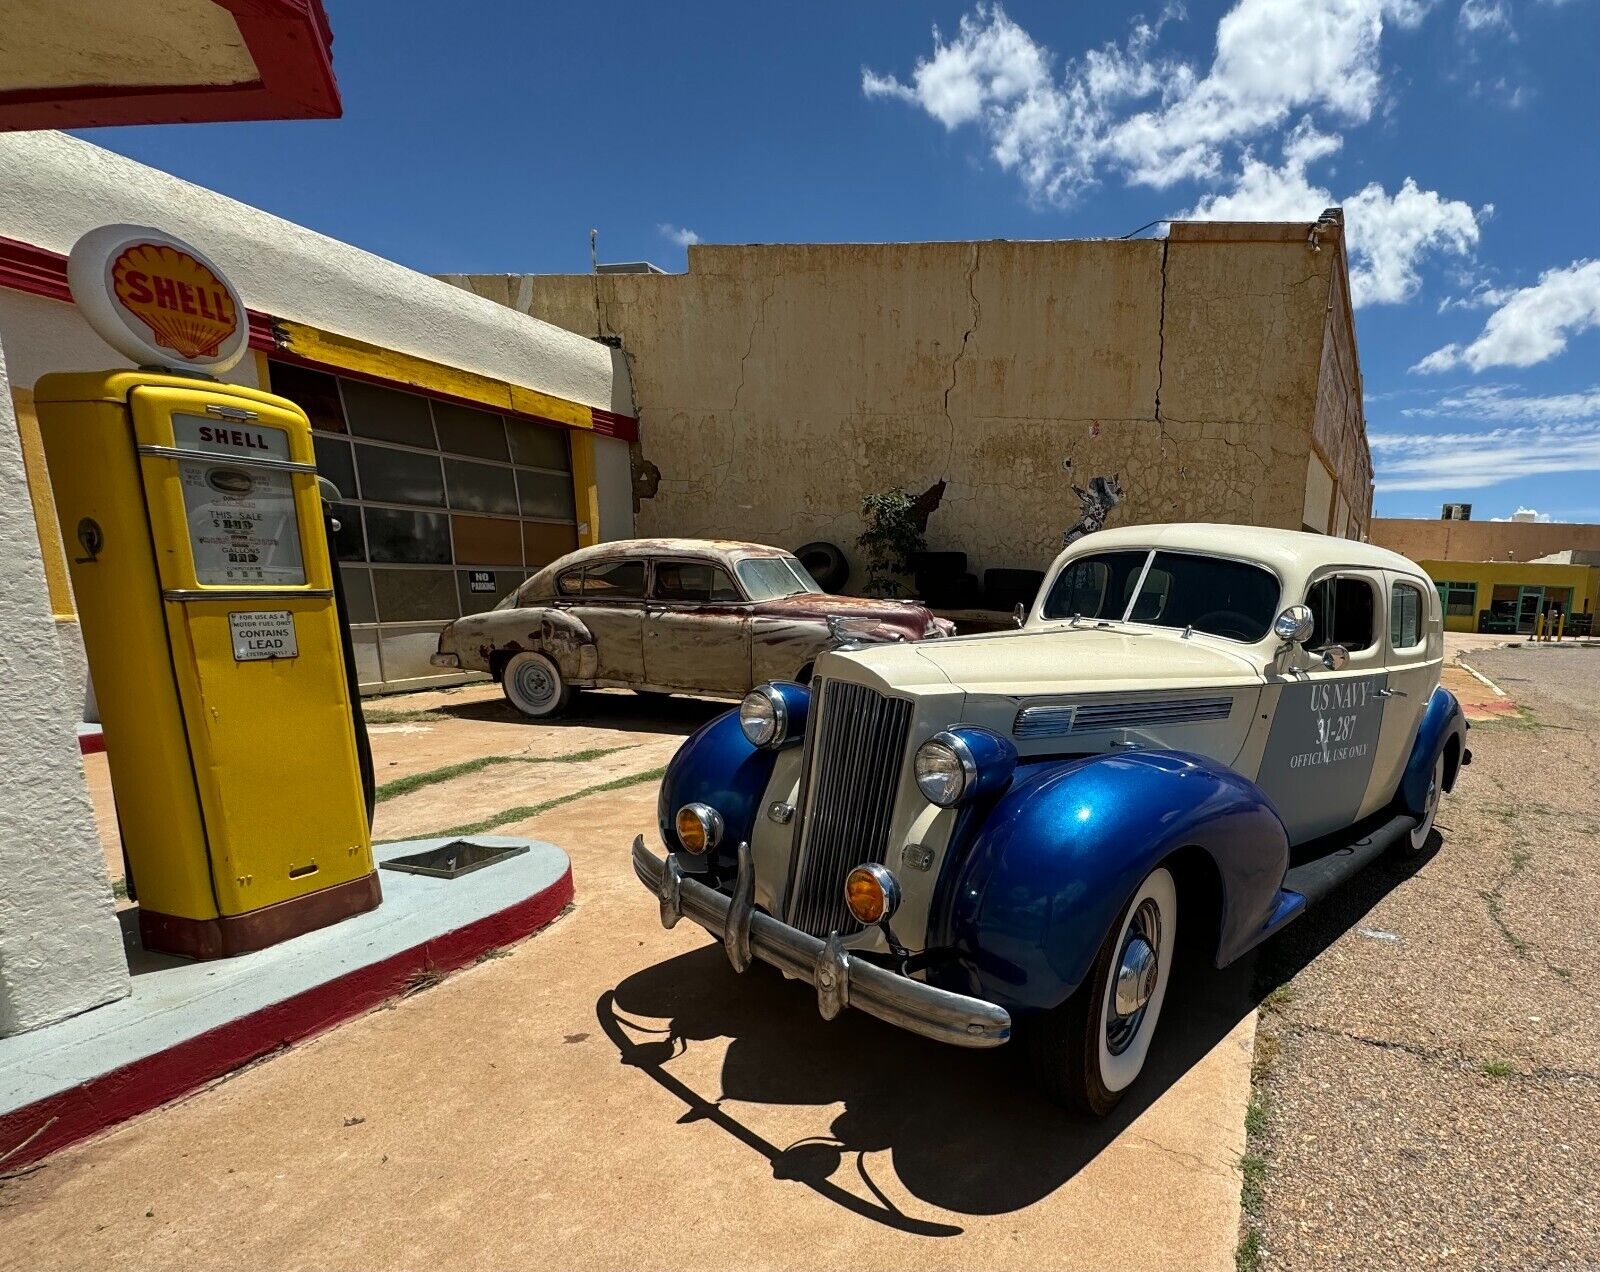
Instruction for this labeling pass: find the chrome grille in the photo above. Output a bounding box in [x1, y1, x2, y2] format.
[788, 679, 913, 938]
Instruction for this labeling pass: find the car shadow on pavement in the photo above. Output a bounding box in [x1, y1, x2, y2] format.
[419, 690, 725, 738]
[597, 842, 1438, 1232]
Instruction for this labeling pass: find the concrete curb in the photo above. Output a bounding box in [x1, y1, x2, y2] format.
[0, 863, 572, 1173]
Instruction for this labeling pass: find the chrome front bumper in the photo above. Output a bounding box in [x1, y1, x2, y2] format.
[630, 836, 1011, 1049]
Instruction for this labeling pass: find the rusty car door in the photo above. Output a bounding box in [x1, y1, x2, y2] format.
[561, 557, 646, 684]
[644, 558, 753, 696]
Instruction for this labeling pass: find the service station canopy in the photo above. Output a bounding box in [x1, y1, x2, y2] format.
[0, 0, 340, 131]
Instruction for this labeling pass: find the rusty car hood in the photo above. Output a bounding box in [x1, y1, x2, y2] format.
[756, 592, 935, 629]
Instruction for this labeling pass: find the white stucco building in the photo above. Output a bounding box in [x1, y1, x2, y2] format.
[0, 131, 637, 1035]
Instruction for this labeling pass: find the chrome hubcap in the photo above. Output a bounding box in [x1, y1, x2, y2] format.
[1107, 898, 1163, 1055]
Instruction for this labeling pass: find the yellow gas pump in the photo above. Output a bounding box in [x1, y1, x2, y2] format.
[35, 226, 378, 959]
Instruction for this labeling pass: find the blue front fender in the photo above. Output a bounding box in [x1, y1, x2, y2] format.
[924, 750, 1291, 1014]
[658, 709, 778, 876]
[1398, 686, 1467, 815]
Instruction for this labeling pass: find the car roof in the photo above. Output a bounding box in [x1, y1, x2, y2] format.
[526, 537, 792, 590]
[1064, 523, 1429, 579]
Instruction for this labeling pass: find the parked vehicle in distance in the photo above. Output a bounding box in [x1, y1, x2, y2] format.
[432, 539, 956, 717]
[633, 524, 1470, 1113]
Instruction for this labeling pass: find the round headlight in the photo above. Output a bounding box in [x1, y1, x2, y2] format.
[914, 732, 977, 807]
[844, 863, 902, 925]
[739, 686, 786, 748]
[675, 803, 723, 855]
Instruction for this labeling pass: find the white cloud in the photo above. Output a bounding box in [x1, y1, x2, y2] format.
[1400, 383, 1600, 422]
[863, 0, 1434, 199]
[1413, 259, 1600, 371]
[1458, 0, 1513, 31]
[657, 223, 701, 248]
[1108, 0, 1429, 188]
[1489, 506, 1554, 522]
[866, 1, 1480, 307]
[1178, 119, 1482, 305]
[1369, 420, 1600, 490]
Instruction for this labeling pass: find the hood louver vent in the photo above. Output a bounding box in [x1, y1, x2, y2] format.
[1014, 695, 1233, 739]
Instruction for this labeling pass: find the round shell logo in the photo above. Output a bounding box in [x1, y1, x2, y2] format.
[67, 225, 249, 375]
[111, 243, 238, 359]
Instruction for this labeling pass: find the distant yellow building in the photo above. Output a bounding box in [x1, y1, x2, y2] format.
[1420, 559, 1599, 635]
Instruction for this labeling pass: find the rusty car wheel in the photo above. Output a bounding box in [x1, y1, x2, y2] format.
[502, 650, 572, 718]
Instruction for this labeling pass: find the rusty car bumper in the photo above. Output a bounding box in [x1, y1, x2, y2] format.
[630, 836, 1011, 1049]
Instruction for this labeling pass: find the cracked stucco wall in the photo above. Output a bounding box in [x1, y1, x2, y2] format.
[446, 226, 1371, 582]
[0, 342, 129, 1038]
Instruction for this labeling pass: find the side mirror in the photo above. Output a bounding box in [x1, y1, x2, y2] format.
[1320, 644, 1350, 671]
[1273, 604, 1315, 644]
[1012, 603, 1026, 629]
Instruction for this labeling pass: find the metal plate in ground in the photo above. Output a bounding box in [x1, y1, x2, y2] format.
[380, 840, 529, 880]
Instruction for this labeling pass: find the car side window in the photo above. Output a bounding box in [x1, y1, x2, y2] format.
[1390, 582, 1424, 649]
[653, 561, 741, 602]
[571, 560, 645, 600]
[1305, 576, 1377, 652]
[556, 570, 584, 597]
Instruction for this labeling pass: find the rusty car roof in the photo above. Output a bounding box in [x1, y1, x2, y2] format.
[525, 537, 793, 592]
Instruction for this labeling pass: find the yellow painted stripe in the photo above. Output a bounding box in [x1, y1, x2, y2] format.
[9, 386, 76, 620]
[276, 320, 596, 431]
[569, 431, 601, 546]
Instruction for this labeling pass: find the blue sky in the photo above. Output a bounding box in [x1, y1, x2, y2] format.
[80, 0, 1600, 522]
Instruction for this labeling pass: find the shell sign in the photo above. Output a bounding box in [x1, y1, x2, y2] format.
[67, 225, 249, 375]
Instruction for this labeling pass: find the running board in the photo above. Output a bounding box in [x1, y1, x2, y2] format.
[1281, 811, 1420, 909]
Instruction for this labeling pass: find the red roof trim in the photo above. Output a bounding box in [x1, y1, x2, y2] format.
[0, 234, 277, 351]
[0, 235, 642, 441]
[0, 0, 340, 131]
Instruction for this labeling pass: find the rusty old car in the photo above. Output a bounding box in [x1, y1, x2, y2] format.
[431, 539, 956, 717]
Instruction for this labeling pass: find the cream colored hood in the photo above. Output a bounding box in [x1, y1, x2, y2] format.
[842, 624, 1265, 697]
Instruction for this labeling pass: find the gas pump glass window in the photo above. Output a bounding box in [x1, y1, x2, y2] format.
[173, 414, 306, 585]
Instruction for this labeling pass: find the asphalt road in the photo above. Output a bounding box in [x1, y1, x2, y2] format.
[1245, 643, 1600, 1270]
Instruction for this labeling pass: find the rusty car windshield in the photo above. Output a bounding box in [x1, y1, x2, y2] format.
[735, 556, 824, 601]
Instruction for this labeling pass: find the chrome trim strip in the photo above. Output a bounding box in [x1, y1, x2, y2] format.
[1071, 696, 1233, 732]
[137, 444, 317, 474]
[634, 836, 1010, 1048]
[162, 588, 332, 602]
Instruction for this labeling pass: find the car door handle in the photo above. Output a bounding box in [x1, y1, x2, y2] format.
[1376, 688, 1407, 698]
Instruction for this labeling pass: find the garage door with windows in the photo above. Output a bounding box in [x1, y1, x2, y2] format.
[266, 359, 580, 690]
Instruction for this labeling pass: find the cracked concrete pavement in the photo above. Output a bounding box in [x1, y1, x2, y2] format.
[1244, 642, 1600, 1270]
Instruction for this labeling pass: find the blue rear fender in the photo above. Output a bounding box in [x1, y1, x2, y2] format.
[1398, 686, 1467, 816]
[925, 750, 1291, 1014]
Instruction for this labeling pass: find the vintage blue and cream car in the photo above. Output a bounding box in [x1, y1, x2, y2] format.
[631, 525, 1470, 1113]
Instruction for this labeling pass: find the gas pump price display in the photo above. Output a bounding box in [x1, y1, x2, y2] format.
[172, 413, 306, 586]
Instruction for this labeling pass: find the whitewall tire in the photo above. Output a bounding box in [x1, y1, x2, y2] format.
[1405, 752, 1444, 853]
[502, 651, 571, 718]
[1028, 865, 1178, 1115]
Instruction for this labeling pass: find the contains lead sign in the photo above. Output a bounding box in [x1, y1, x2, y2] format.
[229, 610, 299, 661]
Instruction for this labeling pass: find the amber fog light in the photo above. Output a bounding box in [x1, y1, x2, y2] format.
[675, 803, 723, 855]
[844, 863, 902, 925]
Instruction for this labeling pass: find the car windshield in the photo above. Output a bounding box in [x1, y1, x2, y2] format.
[735, 556, 823, 601]
[1042, 549, 1279, 642]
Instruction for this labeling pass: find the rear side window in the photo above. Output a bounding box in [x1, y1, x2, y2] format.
[560, 560, 645, 599]
[1391, 582, 1424, 649]
[1306, 576, 1377, 651]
